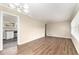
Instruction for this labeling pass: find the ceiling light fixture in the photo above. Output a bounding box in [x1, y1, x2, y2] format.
[9, 3, 16, 9]
[8, 3, 29, 14]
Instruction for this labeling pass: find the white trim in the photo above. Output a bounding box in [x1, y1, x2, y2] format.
[0, 11, 20, 50]
[71, 35, 79, 54]
[17, 16, 20, 45]
[0, 12, 3, 50]
[47, 35, 71, 39]
[18, 36, 45, 45]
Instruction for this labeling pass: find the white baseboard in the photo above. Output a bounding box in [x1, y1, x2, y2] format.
[18, 36, 45, 45]
[47, 35, 71, 39]
[71, 36, 79, 54]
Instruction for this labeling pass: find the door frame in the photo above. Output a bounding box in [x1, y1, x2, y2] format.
[0, 11, 20, 50]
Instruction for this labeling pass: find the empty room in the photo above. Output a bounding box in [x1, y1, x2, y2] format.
[0, 3, 79, 55]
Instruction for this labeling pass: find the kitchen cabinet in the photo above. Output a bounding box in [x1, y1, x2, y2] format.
[3, 30, 14, 40]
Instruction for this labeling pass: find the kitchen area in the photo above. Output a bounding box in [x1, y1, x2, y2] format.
[3, 13, 17, 50]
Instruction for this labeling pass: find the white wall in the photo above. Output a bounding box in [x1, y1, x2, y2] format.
[47, 21, 71, 38]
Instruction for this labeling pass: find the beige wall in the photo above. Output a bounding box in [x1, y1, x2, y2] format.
[47, 21, 71, 38]
[18, 15, 45, 45]
[0, 5, 45, 50]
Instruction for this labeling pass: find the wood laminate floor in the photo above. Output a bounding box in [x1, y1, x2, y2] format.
[0, 36, 78, 55]
[17, 36, 78, 55]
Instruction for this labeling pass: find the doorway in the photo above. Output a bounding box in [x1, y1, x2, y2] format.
[0, 11, 19, 54]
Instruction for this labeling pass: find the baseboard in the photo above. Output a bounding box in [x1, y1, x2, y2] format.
[18, 36, 45, 46]
[18, 36, 71, 46]
[47, 35, 71, 39]
[71, 36, 79, 54]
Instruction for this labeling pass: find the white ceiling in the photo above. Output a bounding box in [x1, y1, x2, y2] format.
[1, 3, 79, 22]
[27, 3, 79, 22]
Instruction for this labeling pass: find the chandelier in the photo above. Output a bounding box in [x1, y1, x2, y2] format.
[8, 3, 29, 14]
